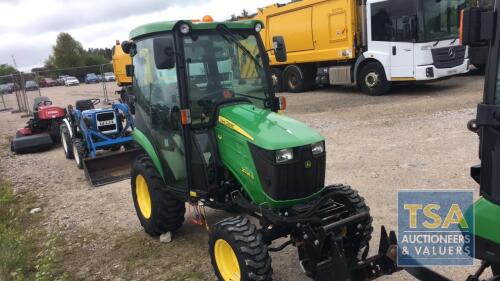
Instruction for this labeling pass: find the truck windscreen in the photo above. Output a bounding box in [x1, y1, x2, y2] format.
[418, 0, 466, 42]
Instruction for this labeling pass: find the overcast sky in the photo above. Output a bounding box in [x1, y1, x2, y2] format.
[0, 0, 275, 71]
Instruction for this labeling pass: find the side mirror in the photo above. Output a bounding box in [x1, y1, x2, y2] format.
[461, 8, 494, 45]
[126, 65, 134, 77]
[121, 41, 134, 55]
[272, 36, 287, 62]
[154, 37, 176, 70]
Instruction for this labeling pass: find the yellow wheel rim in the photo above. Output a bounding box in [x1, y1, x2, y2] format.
[214, 239, 241, 281]
[135, 175, 152, 219]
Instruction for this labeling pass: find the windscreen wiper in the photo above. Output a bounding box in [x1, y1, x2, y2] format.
[215, 25, 263, 70]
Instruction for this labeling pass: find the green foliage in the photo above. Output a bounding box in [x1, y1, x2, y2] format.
[44, 33, 111, 69]
[0, 64, 18, 76]
[0, 178, 67, 281]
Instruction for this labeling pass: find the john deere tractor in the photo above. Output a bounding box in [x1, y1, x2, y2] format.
[123, 19, 398, 281]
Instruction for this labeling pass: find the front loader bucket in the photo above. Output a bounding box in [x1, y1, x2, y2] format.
[83, 148, 142, 187]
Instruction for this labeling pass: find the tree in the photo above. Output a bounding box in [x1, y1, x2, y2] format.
[0, 64, 18, 76]
[49, 33, 87, 69]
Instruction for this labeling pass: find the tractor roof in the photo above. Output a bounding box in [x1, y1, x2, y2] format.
[130, 20, 263, 40]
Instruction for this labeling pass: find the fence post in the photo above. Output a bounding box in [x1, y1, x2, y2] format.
[100, 64, 110, 105]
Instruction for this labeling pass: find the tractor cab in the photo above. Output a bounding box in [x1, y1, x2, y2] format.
[124, 19, 290, 200]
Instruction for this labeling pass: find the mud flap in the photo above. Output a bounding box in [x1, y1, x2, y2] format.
[83, 148, 142, 187]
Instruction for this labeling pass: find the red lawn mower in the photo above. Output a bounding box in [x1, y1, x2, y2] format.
[11, 96, 66, 154]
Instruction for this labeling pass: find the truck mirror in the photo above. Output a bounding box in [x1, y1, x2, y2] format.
[154, 37, 176, 70]
[273, 36, 287, 62]
[121, 41, 134, 55]
[125, 65, 134, 77]
[461, 8, 494, 45]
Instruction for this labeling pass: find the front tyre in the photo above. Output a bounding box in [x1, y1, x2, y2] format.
[131, 155, 185, 237]
[209, 216, 272, 281]
[72, 139, 86, 169]
[359, 62, 390, 96]
[60, 124, 73, 159]
[327, 185, 373, 260]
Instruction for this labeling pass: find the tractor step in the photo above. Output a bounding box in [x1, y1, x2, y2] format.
[12, 133, 54, 154]
[83, 148, 142, 187]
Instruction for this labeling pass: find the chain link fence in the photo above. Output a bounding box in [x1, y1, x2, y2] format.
[0, 64, 118, 116]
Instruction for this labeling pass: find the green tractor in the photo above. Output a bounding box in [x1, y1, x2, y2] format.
[122, 19, 398, 281]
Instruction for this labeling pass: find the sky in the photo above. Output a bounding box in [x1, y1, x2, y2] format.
[0, 0, 275, 71]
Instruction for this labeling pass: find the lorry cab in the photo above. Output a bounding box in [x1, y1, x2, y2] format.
[366, 0, 469, 82]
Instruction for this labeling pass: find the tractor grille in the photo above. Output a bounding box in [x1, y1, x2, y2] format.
[96, 112, 117, 133]
[431, 45, 466, 69]
[250, 144, 326, 201]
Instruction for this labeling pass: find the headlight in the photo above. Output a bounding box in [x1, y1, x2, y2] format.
[311, 142, 324, 155]
[276, 148, 293, 163]
[255, 23, 263, 33]
[179, 23, 191, 35]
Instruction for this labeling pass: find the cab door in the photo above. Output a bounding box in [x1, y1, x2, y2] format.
[390, 16, 416, 79]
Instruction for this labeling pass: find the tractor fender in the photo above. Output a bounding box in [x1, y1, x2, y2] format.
[62, 118, 73, 138]
[133, 129, 165, 180]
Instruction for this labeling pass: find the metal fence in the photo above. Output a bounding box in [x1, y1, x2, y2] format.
[0, 63, 118, 116]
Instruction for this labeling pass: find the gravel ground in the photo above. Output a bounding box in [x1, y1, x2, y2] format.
[0, 73, 493, 281]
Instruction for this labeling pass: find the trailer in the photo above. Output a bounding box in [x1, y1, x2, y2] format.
[254, 0, 470, 95]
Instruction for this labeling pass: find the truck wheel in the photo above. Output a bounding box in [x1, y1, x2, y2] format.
[60, 124, 73, 159]
[131, 155, 185, 237]
[72, 139, 86, 169]
[359, 62, 390, 96]
[209, 216, 272, 281]
[327, 184, 373, 261]
[284, 65, 314, 93]
[271, 68, 284, 93]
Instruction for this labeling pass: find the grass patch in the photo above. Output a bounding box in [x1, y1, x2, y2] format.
[0, 178, 68, 281]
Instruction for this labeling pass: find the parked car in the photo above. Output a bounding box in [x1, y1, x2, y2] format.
[0, 84, 8, 94]
[39, 78, 57, 88]
[57, 75, 68, 86]
[85, 73, 99, 84]
[64, 76, 80, 87]
[6, 83, 19, 93]
[25, 80, 39, 91]
[103, 72, 116, 82]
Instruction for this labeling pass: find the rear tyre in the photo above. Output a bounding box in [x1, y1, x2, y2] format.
[72, 139, 86, 170]
[131, 155, 185, 237]
[284, 64, 314, 93]
[209, 216, 272, 281]
[60, 124, 73, 159]
[270, 68, 284, 93]
[358, 62, 390, 96]
[326, 184, 373, 261]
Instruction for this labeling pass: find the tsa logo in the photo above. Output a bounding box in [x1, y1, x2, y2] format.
[397, 190, 474, 266]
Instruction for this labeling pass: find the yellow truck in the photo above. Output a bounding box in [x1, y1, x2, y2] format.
[254, 0, 470, 95]
[112, 40, 135, 113]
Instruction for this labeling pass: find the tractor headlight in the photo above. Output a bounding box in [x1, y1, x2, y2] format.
[311, 142, 325, 155]
[179, 23, 191, 35]
[255, 23, 263, 33]
[276, 148, 293, 163]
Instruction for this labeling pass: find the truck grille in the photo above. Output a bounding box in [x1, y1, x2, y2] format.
[250, 144, 326, 201]
[431, 45, 466, 69]
[96, 112, 117, 133]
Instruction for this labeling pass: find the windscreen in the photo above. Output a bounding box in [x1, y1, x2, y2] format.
[419, 0, 466, 42]
[183, 30, 270, 128]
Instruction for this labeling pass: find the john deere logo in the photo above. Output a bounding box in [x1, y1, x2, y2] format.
[305, 161, 312, 169]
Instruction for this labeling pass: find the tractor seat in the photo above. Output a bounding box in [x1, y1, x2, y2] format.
[32, 96, 51, 112]
[75, 100, 95, 111]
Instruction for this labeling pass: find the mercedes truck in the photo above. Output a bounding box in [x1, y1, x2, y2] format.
[254, 0, 470, 95]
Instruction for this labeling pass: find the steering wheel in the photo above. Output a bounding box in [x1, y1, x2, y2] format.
[90, 99, 101, 106]
[37, 100, 52, 108]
